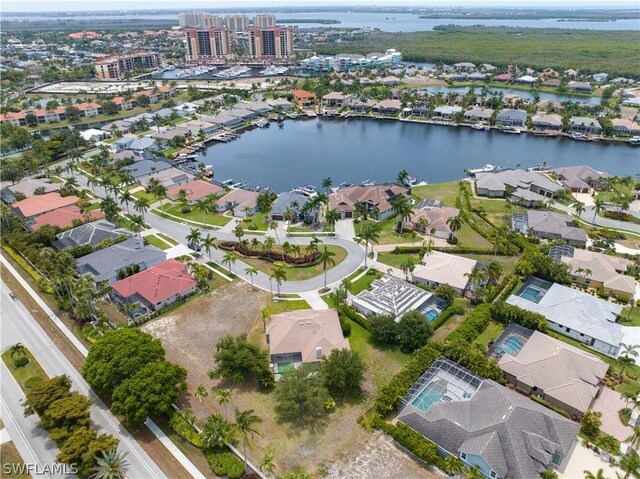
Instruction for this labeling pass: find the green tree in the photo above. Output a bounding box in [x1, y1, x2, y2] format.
[200, 413, 235, 451]
[540, 470, 559, 479]
[9, 342, 26, 358]
[111, 361, 187, 426]
[222, 251, 237, 273]
[319, 245, 336, 289]
[583, 469, 605, 479]
[319, 349, 365, 398]
[434, 284, 457, 302]
[57, 427, 118, 477]
[91, 448, 129, 479]
[209, 334, 274, 387]
[216, 388, 232, 420]
[274, 366, 332, 425]
[397, 310, 434, 353]
[245, 266, 259, 289]
[580, 410, 602, 438]
[39, 391, 93, 442]
[24, 375, 73, 417]
[260, 452, 276, 475]
[271, 266, 287, 296]
[369, 315, 398, 345]
[234, 408, 262, 474]
[446, 215, 463, 241]
[360, 222, 382, 267]
[195, 384, 209, 415]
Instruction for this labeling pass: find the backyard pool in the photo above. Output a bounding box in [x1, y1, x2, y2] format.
[422, 309, 439, 322]
[412, 385, 452, 411]
[520, 286, 544, 303]
[501, 335, 525, 355]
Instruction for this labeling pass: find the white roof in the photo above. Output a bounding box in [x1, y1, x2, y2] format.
[412, 251, 477, 291]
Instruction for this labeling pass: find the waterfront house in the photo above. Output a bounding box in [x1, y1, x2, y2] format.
[463, 107, 493, 123]
[410, 104, 430, 117]
[111, 96, 135, 110]
[491, 326, 608, 418]
[549, 245, 636, 301]
[552, 165, 609, 194]
[611, 118, 640, 136]
[407, 204, 460, 239]
[512, 211, 588, 246]
[80, 129, 109, 142]
[292, 89, 317, 108]
[321, 92, 352, 109]
[200, 112, 243, 129]
[102, 119, 134, 135]
[150, 127, 191, 147]
[166, 180, 224, 205]
[453, 62, 476, 72]
[475, 169, 563, 201]
[139, 167, 192, 189]
[266, 309, 350, 375]
[412, 251, 477, 296]
[592, 73, 609, 83]
[182, 119, 220, 136]
[0, 177, 60, 203]
[493, 73, 513, 82]
[11, 191, 79, 219]
[53, 219, 131, 251]
[515, 75, 537, 85]
[495, 109, 528, 128]
[373, 99, 402, 115]
[76, 102, 102, 117]
[123, 159, 172, 181]
[506, 277, 625, 358]
[24, 205, 103, 231]
[267, 97, 294, 111]
[110, 259, 196, 314]
[481, 63, 497, 73]
[568, 81, 593, 93]
[127, 137, 158, 153]
[34, 107, 66, 123]
[214, 189, 259, 217]
[0, 111, 27, 126]
[240, 100, 273, 114]
[433, 105, 462, 120]
[543, 79, 562, 87]
[353, 275, 432, 319]
[76, 237, 166, 285]
[329, 184, 410, 220]
[531, 113, 563, 131]
[270, 192, 311, 221]
[536, 100, 563, 112]
[467, 72, 487, 81]
[398, 358, 579, 479]
[350, 98, 376, 113]
[569, 117, 602, 134]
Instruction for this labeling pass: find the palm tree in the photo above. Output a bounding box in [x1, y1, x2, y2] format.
[618, 355, 637, 379]
[321, 177, 333, 194]
[262, 236, 276, 257]
[245, 266, 258, 288]
[620, 343, 640, 359]
[195, 198, 211, 227]
[222, 251, 236, 273]
[153, 184, 167, 208]
[202, 234, 217, 259]
[216, 388, 231, 420]
[392, 197, 414, 234]
[583, 469, 606, 479]
[593, 196, 605, 223]
[618, 449, 640, 479]
[446, 215, 463, 241]
[9, 343, 26, 358]
[200, 413, 235, 451]
[234, 408, 262, 475]
[325, 208, 339, 233]
[319, 246, 336, 289]
[269, 220, 280, 245]
[186, 228, 202, 249]
[572, 200, 586, 218]
[271, 267, 287, 296]
[397, 169, 410, 186]
[195, 384, 209, 415]
[129, 215, 145, 236]
[360, 222, 382, 268]
[120, 190, 133, 214]
[260, 453, 276, 475]
[90, 448, 129, 479]
[400, 257, 416, 281]
[486, 261, 503, 285]
[133, 197, 150, 220]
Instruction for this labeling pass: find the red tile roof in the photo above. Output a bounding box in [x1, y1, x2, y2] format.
[0, 111, 26, 121]
[166, 180, 224, 202]
[293, 89, 316, 99]
[34, 107, 66, 116]
[111, 259, 196, 305]
[157, 85, 174, 93]
[494, 73, 513, 81]
[12, 192, 79, 218]
[76, 102, 101, 110]
[29, 205, 104, 231]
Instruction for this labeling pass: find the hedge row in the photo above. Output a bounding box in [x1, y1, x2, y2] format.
[338, 304, 370, 331]
[490, 302, 549, 332]
[445, 304, 492, 344]
[206, 450, 245, 479]
[496, 276, 521, 303]
[528, 394, 571, 419]
[431, 301, 465, 331]
[169, 411, 203, 448]
[485, 274, 516, 303]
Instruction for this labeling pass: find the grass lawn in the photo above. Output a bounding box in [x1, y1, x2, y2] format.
[322, 294, 337, 309]
[377, 251, 423, 269]
[347, 319, 410, 388]
[412, 181, 461, 207]
[157, 233, 179, 246]
[132, 189, 158, 203]
[0, 442, 29, 479]
[159, 202, 231, 227]
[456, 222, 492, 249]
[242, 211, 269, 231]
[350, 269, 383, 295]
[619, 307, 640, 327]
[145, 234, 172, 250]
[265, 299, 311, 314]
[1, 348, 48, 391]
[458, 253, 519, 276]
[207, 262, 236, 279]
[474, 321, 505, 348]
[95, 299, 128, 327]
[163, 146, 183, 158]
[234, 245, 348, 281]
[358, 218, 424, 245]
[432, 299, 472, 340]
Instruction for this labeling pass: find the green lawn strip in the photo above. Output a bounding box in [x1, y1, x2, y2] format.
[358, 218, 423, 245]
[457, 222, 492, 249]
[619, 307, 640, 327]
[95, 299, 128, 328]
[232, 245, 348, 281]
[411, 181, 461, 206]
[240, 211, 269, 231]
[377, 251, 422, 269]
[457, 253, 519, 276]
[159, 202, 231, 227]
[144, 234, 172, 250]
[163, 147, 183, 158]
[157, 233, 179, 246]
[322, 294, 337, 309]
[266, 299, 312, 314]
[132, 189, 158, 203]
[350, 269, 383, 295]
[206, 262, 236, 279]
[473, 321, 505, 348]
[347, 319, 410, 388]
[1, 348, 48, 391]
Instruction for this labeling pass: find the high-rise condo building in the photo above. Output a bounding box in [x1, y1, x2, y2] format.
[224, 15, 249, 32]
[94, 51, 161, 80]
[185, 28, 232, 62]
[248, 26, 294, 59]
[253, 14, 276, 28]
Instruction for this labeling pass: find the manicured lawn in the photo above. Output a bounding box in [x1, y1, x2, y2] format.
[358, 218, 424, 245]
[322, 294, 337, 309]
[458, 253, 519, 276]
[157, 233, 179, 246]
[96, 299, 128, 328]
[412, 181, 461, 207]
[474, 321, 505, 348]
[619, 307, 640, 327]
[265, 299, 311, 314]
[350, 268, 383, 295]
[163, 147, 183, 158]
[242, 211, 269, 231]
[1, 348, 48, 391]
[132, 189, 158, 203]
[377, 251, 422, 269]
[159, 202, 232, 227]
[233, 245, 348, 281]
[456, 222, 492, 249]
[432, 299, 472, 340]
[145, 234, 172, 250]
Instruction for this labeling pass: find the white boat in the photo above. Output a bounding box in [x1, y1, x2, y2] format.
[402, 176, 417, 187]
[527, 164, 547, 172]
[501, 126, 521, 134]
[467, 164, 503, 176]
[471, 123, 489, 131]
[256, 118, 269, 128]
[292, 185, 317, 197]
[628, 136, 640, 145]
[571, 132, 590, 142]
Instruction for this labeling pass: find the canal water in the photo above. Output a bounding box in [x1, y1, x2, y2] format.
[199, 118, 640, 192]
[424, 86, 602, 105]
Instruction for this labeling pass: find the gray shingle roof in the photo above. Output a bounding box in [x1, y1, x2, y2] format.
[270, 192, 310, 216]
[53, 220, 131, 250]
[123, 159, 172, 179]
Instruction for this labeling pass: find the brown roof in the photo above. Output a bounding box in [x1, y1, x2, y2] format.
[329, 185, 409, 214]
[292, 89, 316, 99]
[34, 107, 66, 116]
[29, 205, 103, 231]
[76, 102, 101, 110]
[408, 206, 460, 234]
[215, 189, 259, 210]
[12, 192, 79, 218]
[166, 180, 224, 202]
[267, 310, 350, 363]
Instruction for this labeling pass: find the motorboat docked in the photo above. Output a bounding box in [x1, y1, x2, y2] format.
[467, 164, 503, 176]
[215, 66, 251, 79]
[292, 185, 317, 197]
[401, 176, 417, 187]
[628, 136, 640, 145]
[527, 164, 548, 172]
[360, 179, 376, 187]
[256, 118, 269, 128]
[501, 126, 521, 134]
[471, 123, 489, 131]
[571, 132, 590, 142]
[260, 65, 289, 76]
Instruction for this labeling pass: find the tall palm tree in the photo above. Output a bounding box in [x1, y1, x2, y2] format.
[234, 408, 262, 475]
[195, 384, 209, 415]
[572, 200, 586, 218]
[153, 184, 167, 208]
[271, 267, 287, 296]
[195, 198, 211, 227]
[397, 169, 410, 186]
[222, 251, 236, 273]
[360, 222, 382, 268]
[269, 220, 281, 245]
[325, 208, 339, 234]
[216, 388, 231, 420]
[618, 449, 640, 479]
[186, 228, 202, 249]
[9, 343, 26, 358]
[400, 257, 416, 281]
[593, 197, 605, 223]
[319, 246, 336, 289]
[202, 234, 217, 259]
[245, 266, 259, 289]
[446, 215, 463, 241]
[120, 190, 133, 214]
[133, 197, 150, 220]
[262, 236, 276, 257]
[90, 448, 129, 479]
[200, 413, 235, 451]
[260, 453, 276, 475]
[321, 177, 333, 194]
[129, 215, 145, 236]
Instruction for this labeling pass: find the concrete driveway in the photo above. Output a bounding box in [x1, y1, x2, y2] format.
[591, 387, 633, 441]
[558, 441, 622, 479]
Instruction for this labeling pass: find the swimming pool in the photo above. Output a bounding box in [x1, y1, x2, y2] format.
[513, 218, 527, 232]
[520, 286, 544, 303]
[412, 387, 451, 411]
[422, 309, 439, 322]
[501, 335, 525, 355]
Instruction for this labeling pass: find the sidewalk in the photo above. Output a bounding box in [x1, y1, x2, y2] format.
[299, 291, 329, 310]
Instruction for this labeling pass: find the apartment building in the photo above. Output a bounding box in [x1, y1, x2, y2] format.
[185, 28, 231, 62]
[178, 11, 207, 27]
[224, 15, 249, 32]
[94, 51, 161, 80]
[253, 14, 276, 28]
[248, 26, 294, 59]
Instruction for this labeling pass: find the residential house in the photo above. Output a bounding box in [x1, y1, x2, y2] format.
[611, 118, 640, 136]
[543, 79, 562, 87]
[267, 97, 294, 111]
[123, 159, 172, 181]
[398, 357, 579, 479]
[506, 277, 625, 358]
[569, 117, 603, 135]
[321, 92, 352, 109]
[329, 184, 410, 220]
[552, 165, 609, 194]
[214, 189, 259, 217]
[549, 245, 636, 300]
[467, 72, 487, 81]
[373, 99, 402, 115]
[592, 73, 609, 83]
[127, 137, 158, 152]
[433, 106, 462, 120]
[11, 192, 79, 218]
[80, 128, 109, 142]
[491, 326, 608, 418]
[453, 62, 476, 72]
[24, 205, 104, 231]
[102, 119, 134, 135]
[240, 100, 273, 115]
[266, 309, 350, 375]
[111, 96, 135, 110]
[110, 259, 197, 313]
[353, 275, 432, 319]
[351, 98, 376, 113]
[475, 169, 563, 203]
[568, 81, 593, 93]
[407, 203, 460, 239]
[53, 219, 131, 251]
[464, 107, 493, 123]
[150, 127, 191, 147]
[292, 89, 317, 108]
[76, 237, 166, 284]
[200, 112, 243, 128]
[493, 73, 513, 82]
[138, 167, 193, 189]
[270, 192, 311, 221]
[76, 102, 102, 117]
[515, 75, 538, 85]
[0, 111, 27, 126]
[166, 180, 225, 204]
[495, 109, 528, 128]
[0, 177, 60, 204]
[412, 251, 477, 296]
[512, 211, 588, 246]
[34, 107, 66, 123]
[537, 100, 563, 112]
[531, 113, 563, 131]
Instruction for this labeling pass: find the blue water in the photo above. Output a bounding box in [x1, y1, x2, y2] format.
[520, 287, 543, 303]
[502, 336, 525, 355]
[425, 86, 602, 105]
[423, 309, 439, 322]
[412, 388, 445, 411]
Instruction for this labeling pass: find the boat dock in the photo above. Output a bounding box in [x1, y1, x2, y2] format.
[211, 131, 241, 143]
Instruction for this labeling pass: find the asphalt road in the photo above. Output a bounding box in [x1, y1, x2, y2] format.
[0, 283, 166, 479]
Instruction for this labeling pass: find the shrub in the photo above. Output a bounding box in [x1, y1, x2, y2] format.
[338, 304, 369, 331]
[529, 395, 571, 419]
[580, 410, 602, 438]
[24, 376, 43, 389]
[181, 206, 192, 214]
[595, 434, 620, 456]
[369, 315, 398, 345]
[206, 450, 244, 479]
[490, 302, 548, 332]
[377, 421, 446, 469]
[434, 284, 457, 302]
[446, 304, 492, 344]
[169, 411, 203, 448]
[338, 316, 351, 337]
[13, 356, 29, 368]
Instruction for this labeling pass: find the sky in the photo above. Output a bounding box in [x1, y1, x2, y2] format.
[3, 0, 639, 13]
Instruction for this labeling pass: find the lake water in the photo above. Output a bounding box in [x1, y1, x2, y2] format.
[425, 86, 602, 105]
[200, 118, 639, 192]
[5, 11, 640, 32]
